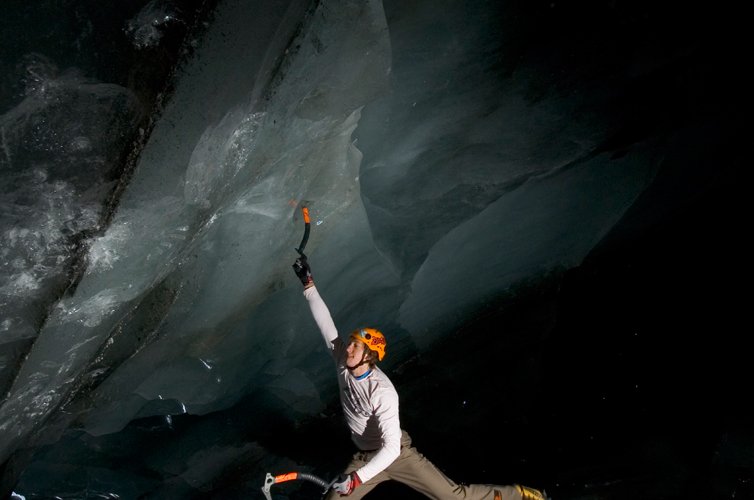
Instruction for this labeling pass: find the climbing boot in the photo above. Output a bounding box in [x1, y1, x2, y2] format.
[516, 484, 549, 500]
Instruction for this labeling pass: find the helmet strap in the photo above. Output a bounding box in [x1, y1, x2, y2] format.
[347, 349, 371, 371]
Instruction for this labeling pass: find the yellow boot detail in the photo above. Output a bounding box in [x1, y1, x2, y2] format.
[516, 484, 548, 500]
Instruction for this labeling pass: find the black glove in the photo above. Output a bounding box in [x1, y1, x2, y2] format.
[292, 255, 314, 287]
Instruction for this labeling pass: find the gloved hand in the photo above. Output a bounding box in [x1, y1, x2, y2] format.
[332, 472, 361, 496]
[292, 254, 314, 288]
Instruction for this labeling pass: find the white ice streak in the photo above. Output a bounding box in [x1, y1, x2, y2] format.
[64, 334, 102, 355]
[83, 197, 190, 294]
[184, 110, 264, 207]
[0, 175, 95, 299]
[87, 223, 131, 272]
[55, 289, 120, 328]
[228, 177, 289, 219]
[124, 0, 183, 49]
[1, 271, 39, 294]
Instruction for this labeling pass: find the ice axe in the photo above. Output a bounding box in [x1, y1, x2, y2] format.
[262, 471, 334, 499]
[295, 205, 311, 257]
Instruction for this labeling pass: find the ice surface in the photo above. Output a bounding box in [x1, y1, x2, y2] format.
[399, 148, 657, 348]
[1, 0, 393, 472]
[0, 61, 142, 345]
[1, 0, 649, 463]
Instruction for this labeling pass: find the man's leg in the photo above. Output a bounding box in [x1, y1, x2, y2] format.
[326, 432, 546, 500]
[386, 445, 519, 499]
[383, 432, 527, 500]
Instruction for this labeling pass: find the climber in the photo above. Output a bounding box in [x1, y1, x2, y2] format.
[292, 254, 549, 500]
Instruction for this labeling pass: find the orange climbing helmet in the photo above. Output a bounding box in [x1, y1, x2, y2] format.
[350, 327, 386, 361]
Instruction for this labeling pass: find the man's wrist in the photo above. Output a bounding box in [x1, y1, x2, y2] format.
[351, 471, 362, 489]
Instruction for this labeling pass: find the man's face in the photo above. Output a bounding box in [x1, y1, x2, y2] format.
[346, 339, 366, 368]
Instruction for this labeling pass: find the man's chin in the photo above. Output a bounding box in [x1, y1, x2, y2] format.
[346, 360, 363, 371]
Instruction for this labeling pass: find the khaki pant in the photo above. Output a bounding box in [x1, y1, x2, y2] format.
[325, 431, 522, 500]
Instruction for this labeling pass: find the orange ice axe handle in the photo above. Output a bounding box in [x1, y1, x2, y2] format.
[262, 471, 331, 500]
[295, 206, 311, 257]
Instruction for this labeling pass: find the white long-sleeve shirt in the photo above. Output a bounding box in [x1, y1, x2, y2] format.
[304, 286, 402, 483]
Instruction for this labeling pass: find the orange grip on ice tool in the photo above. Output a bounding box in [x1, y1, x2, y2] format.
[262, 471, 332, 499]
[275, 472, 298, 483]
